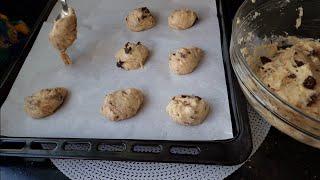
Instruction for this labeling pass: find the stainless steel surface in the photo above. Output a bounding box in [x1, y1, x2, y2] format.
[55, 0, 69, 21]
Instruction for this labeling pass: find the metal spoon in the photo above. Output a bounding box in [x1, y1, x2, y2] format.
[55, 0, 69, 21]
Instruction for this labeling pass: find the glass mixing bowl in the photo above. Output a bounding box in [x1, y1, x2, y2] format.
[230, 0, 320, 148]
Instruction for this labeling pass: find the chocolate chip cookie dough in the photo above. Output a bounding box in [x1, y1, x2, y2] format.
[166, 95, 210, 126]
[247, 36, 320, 117]
[115, 42, 149, 70]
[169, 47, 203, 75]
[24, 87, 68, 119]
[168, 9, 198, 30]
[125, 7, 156, 32]
[100, 88, 144, 121]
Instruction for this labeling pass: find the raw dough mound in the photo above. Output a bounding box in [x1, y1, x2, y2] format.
[169, 47, 203, 75]
[168, 9, 198, 30]
[115, 42, 149, 70]
[166, 95, 210, 126]
[24, 87, 68, 119]
[126, 7, 156, 32]
[100, 88, 144, 121]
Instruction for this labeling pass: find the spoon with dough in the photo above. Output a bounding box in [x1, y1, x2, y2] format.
[49, 0, 77, 65]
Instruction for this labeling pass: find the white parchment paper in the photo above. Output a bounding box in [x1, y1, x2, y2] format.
[1, 0, 233, 140]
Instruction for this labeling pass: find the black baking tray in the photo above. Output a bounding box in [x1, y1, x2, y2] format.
[0, 0, 251, 165]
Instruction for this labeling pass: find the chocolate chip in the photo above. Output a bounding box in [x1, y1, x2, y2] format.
[294, 60, 305, 67]
[288, 74, 296, 79]
[141, 7, 150, 13]
[125, 17, 128, 21]
[125, 42, 130, 48]
[261, 67, 265, 70]
[303, 76, 317, 89]
[307, 94, 318, 106]
[306, 51, 313, 56]
[187, 51, 191, 54]
[309, 50, 315, 55]
[309, 49, 320, 57]
[181, 95, 187, 98]
[314, 50, 320, 56]
[49, 94, 63, 101]
[172, 53, 176, 56]
[277, 44, 293, 50]
[122, 91, 128, 95]
[137, 41, 141, 45]
[260, 56, 272, 65]
[141, 15, 148, 19]
[124, 47, 132, 54]
[44, 89, 53, 94]
[180, 53, 187, 58]
[172, 97, 176, 100]
[195, 96, 202, 100]
[116, 61, 124, 68]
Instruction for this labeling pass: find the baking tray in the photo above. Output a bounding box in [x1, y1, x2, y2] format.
[0, 0, 251, 165]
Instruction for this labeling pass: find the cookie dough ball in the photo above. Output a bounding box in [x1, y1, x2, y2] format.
[166, 95, 209, 126]
[24, 87, 68, 119]
[101, 88, 144, 121]
[169, 47, 203, 75]
[115, 42, 149, 70]
[126, 7, 156, 32]
[168, 9, 198, 30]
